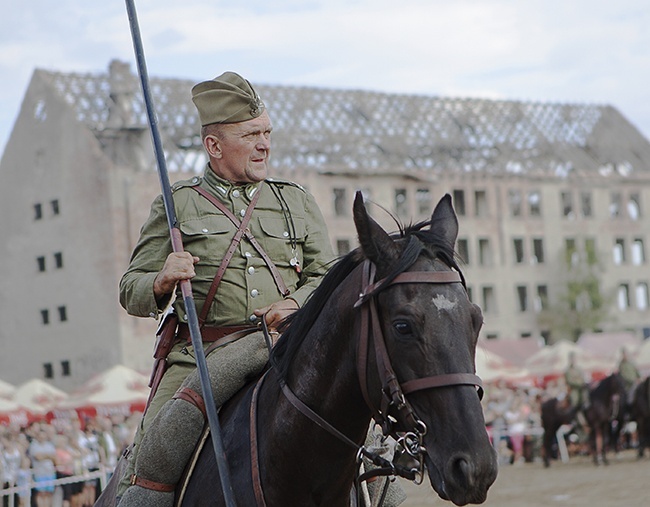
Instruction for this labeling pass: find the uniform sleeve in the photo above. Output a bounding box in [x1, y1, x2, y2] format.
[119, 195, 173, 318]
[289, 191, 335, 307]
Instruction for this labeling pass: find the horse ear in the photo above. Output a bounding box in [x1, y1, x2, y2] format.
[429, 194, 459, 247]
[353, 191, 399, 267]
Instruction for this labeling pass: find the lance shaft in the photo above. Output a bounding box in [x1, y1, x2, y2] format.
[124, 1, 236, 505]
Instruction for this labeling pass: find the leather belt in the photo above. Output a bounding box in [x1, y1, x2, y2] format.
[177, 323, 254, 343]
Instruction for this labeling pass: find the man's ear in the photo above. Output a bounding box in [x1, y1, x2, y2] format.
[203, 135, 222, 158]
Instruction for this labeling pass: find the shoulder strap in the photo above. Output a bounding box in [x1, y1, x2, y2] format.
[193, 188, 260, 324]
[191, 185, 290, 302]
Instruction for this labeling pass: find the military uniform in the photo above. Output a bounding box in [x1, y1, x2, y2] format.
[120, 165, 333, 420]
[565, 364, 586, 409]
[116, 166, 334, 500]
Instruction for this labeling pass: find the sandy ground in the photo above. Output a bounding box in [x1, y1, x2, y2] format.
[399, 449, 649, 507]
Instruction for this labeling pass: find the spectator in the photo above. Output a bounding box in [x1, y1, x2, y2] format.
[28, 429, 56, 507]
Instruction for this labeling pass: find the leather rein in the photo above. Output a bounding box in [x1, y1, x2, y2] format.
[249, 258, 484, 505]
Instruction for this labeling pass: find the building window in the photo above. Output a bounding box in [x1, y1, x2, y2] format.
[636, 283, 649, 310]
[565, 238, 578, 266]
[632, 239, 645, 265]
[610, 192, 622, 218]
[528, 190, 541, 216]
[535, 285, 548, 312]
[475, 190, 488, 217]
[580, 192, 593, 218]
[58, 306, 68, 322]
[466, 286, 473, 303]
[43, 363, 53, 379]
[51, 199, 60, 216]
[452, 190, 466, 216]
[37, 256, 46, 272]
[394, 188, 408, 217]
[34, 203, 43, 220]
[333, 188, 347, 217]
[628, 193, 641, 220]
[516, 285, 528, 312]
[336, 239, 351, 256]
[54, 252, 64, 269]
[61, 360, 71, 377]
[508, 190, 522, 217]
[561, 191, 574, 218]
[41, 309, 50, 325]
[533, 238, 545, 264]
[457, 238, 469, 264]
[585, 238, 597, 265]
[416, 188, 431, 215]
[513, 238, 524, 264]
[613, 238, 626, 265]
[617, 283, 630, 310]
[478, 238, 492, 266]
[481, 286, 496, 313]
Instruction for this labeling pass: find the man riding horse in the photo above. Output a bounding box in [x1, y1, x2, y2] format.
[112, 72, 406, 506]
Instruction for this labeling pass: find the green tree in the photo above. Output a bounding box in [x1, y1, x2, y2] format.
[537, 237, 613, 343]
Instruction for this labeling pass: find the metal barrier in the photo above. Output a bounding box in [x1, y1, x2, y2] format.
[0, 467, 109, 507]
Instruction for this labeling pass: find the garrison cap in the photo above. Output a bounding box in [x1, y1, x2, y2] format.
[191, 71, 265, 126]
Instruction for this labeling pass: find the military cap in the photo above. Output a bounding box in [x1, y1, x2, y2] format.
[191, 71, 265, 126]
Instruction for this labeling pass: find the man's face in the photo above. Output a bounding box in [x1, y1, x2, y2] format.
[208, 111, 272, 184]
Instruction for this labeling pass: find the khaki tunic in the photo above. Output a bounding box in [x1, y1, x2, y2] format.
[120, 166, 334, 326]
[116, 167, 335, 496]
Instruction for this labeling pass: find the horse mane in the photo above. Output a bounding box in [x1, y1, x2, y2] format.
[591, 372, 625, 398]
[270, 219, 463, 381]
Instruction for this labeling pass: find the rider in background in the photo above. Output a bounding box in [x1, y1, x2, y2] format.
[564, 352, 589, 427]
[618, 347, 641, 406]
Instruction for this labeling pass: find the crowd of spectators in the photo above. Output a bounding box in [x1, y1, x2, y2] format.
[0, 373, 632, 505]
[482, 377, 571, 465]
[0, 413, 140, 507]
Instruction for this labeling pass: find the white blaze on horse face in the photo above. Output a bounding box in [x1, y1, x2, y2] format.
[432, 294, 457, 311]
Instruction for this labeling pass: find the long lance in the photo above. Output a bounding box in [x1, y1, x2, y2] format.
[124, 1, 236, 505]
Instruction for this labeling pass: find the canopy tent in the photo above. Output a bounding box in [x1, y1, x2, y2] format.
[55, 364, 150, 420]
[524, 339, 616, 385]
[577, 331, 641, 362]
[12, 378, 68, 414]
[0, 397, 32, 426]
[475, 346, 532, 385]
[0, 378, 16, 399]
[478, 338, 542, 368]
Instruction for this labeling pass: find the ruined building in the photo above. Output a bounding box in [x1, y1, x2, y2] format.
[1, 60, 649, 389]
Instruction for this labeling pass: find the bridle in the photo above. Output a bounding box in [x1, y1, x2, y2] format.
[271, 258, 483, 482]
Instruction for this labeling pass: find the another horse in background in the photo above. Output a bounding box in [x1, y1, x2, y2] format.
[180, 193, 498, 506]
[584, 373, 627, 465]
[540, 397, 579, 467]
[632, 376, 650, 459]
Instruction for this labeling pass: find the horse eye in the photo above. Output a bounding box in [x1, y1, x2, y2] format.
[393, 320, 413, 335]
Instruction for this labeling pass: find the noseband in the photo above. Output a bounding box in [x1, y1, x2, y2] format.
[276, 258, 483, 482]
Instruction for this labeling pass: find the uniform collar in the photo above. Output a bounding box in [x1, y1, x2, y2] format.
[203, 165, 261, 200]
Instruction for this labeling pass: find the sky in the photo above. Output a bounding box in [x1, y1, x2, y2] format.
[1, 0, 650, 156]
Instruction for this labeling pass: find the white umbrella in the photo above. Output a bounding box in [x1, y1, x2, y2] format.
[524, 340, 615, 379]
[475, 346, 531, 384]
[13, 378, 68, 414]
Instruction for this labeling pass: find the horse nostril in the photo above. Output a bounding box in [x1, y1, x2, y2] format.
[448, 454, 475, 491]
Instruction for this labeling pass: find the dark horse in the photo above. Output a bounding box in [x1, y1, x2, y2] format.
[632, 376, 650, 458]
[541, 373, 626, 467]
[540, 397, 579, 467]
[584, 373, 627, 465]
[179, 193, 497, 506]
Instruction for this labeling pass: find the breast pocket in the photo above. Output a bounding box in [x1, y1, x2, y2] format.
[257, 216, 306, 265]
[179, 215, 234, 260]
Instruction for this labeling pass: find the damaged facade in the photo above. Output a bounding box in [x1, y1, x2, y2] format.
[1, 60, 649, 388]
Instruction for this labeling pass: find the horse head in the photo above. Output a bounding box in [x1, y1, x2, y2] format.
[352, 192, 498, 505]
